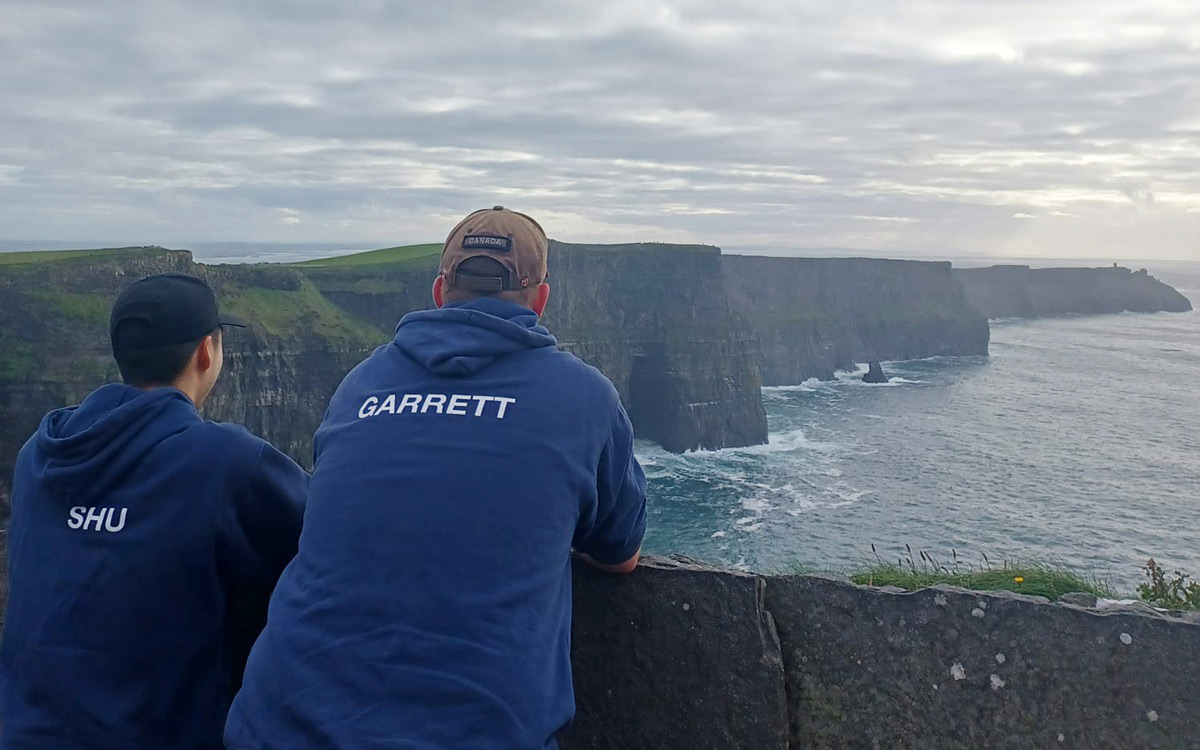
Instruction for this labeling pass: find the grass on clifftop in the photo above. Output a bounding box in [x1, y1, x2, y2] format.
[294, 243, 441, 268]
[849, 561, 1117, 601]
[0, 247, 146, 266]
[814, 546, 1119, 601]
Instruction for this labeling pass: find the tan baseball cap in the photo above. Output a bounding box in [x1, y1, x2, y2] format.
[439, 206, 548, 292]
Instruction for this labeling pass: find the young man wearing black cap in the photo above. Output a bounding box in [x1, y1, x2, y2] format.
[1, 272, 308, 750]
[225, 207, 647, 750]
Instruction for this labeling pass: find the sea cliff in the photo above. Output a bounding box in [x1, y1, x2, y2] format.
[956, 265, 1194, 319]
[5, 247, 1195, 506]
[723, 255, 992, 384]
[0, 243, 771, 511]
[300, 241, 770, 453]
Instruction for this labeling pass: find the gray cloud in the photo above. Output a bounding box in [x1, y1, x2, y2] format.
[2, 0, 1199, 259]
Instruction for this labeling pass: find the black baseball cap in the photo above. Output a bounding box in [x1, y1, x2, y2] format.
[110, 272, 247, 354]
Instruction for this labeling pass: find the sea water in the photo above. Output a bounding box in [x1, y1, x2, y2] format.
[639, 261, 1200, 592]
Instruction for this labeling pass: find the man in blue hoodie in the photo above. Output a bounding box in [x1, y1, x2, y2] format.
[1, 272, 308, 750]
[226, 207, 647, 750]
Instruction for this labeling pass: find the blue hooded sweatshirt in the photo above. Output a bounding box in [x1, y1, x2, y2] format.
[225, 298, 647, 750]
[1, 384, 308, 750]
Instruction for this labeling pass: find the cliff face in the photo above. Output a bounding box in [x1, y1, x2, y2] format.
[545, 242, 766, 452]
[0, 243, 770, 510]
[723, 255, 991, 384]
[956, 265, 1194, 319]
[302, 242, 769, 452]
[0, 249, 385, 504]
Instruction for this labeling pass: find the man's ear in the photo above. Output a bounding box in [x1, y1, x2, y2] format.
[432, 275, 446, 308]
[531, 282, 551, 316]
[195, 334, 216, 372]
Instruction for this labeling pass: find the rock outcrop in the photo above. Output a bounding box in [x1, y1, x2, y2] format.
[563, 557, 1200, 750]
[862, 361, 888, 383]
[723, 255, 991, 384]
[956, 265, 1193, 319]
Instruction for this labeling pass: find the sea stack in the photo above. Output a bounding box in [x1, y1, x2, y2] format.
[863, 362, 889, 384]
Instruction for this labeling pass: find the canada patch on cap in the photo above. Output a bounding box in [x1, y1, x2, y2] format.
[461, 234, 513, 253]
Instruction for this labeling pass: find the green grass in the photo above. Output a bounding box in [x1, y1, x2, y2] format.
[0, 247, 163, 266]
[1138, 558, 1200, 611]
[222, 278, 386, 342]
[293, 243, 442, 268]
[25, 290, 111, 321]
[787, 545, 1122, 601]
[847, 561, 1117, 601]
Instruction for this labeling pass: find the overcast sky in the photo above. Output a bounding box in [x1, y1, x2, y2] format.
[2, 0, 1199, 259]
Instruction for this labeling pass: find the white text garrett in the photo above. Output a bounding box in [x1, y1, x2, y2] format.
[358, 393, 516, 420]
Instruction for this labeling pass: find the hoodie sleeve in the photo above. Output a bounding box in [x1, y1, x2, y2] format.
[216, 436, 307, 687]
[218, 438, 308, 591]
[574, 403, 647, 565]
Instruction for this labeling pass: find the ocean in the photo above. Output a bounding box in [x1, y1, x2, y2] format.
[640, 260, 1200, 592]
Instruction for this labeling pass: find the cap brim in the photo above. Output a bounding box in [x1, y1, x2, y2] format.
[218, 313, 249, 328]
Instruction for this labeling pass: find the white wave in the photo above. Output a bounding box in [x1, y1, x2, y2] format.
[834, 488, 873, 503]
[831, 367, 921, 387]
[641, 466, 674, 481]
[730, 427, 845, 456]
[762, 379, 823, 393]
[636, 427, 846, 466]
[827, 499, 859, 509]
[761, 366, 925, 390]
[762, 366, 928, 393]
[740, 497, 773, 513]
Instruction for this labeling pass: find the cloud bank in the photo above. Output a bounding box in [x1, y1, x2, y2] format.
[2, 0, 1199, 259]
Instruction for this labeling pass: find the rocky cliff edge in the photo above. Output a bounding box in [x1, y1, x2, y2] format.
[956, 265, 1193, 319]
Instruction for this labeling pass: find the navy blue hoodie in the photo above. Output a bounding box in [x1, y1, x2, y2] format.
[1, 384, 307, 750]
[226, 298, 647, 750]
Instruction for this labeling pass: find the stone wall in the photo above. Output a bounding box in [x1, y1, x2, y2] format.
[566, 557, 1200, 750]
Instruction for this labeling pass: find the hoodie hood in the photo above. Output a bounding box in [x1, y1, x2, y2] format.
[33, 383, 199, 499]
[393, 297, 558, 376]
